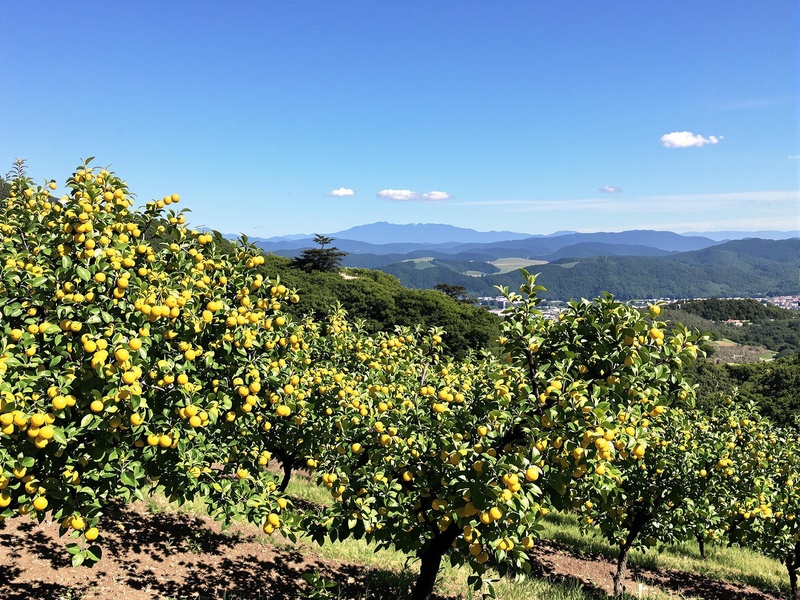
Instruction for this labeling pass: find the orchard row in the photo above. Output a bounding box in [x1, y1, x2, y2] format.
[0, 161, 797, 599]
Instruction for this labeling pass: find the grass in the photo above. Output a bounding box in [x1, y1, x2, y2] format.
[286, 472, 333, 506]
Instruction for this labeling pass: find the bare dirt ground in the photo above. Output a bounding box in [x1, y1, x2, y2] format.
[528, 539, 781, 600]
[0, 502, 783, 600]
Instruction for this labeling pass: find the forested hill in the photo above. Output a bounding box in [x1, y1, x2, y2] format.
[379, 238, 800, 300]
[252, 255, 501, 359]
[672, 297, 798, 323]
[663, 299, 800, 358]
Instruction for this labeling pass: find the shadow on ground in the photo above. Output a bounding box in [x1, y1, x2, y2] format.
[0, 505, 456, 600]
[0, 507, 783, 600]
[529, 538, 781, 600]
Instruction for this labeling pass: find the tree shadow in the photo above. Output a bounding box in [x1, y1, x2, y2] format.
[630, 565, 782, 600]
[527, 539, 781, 600]
[0, 506, 460, 600]
[100, 502, 243, 559]
[0, 519, 73, 572]
[119, 550, 436, 600]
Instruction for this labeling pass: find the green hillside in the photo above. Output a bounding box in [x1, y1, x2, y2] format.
[254, 255, 501, 359]
[663, 298, 800, 358]
[374, 238, 799, 301]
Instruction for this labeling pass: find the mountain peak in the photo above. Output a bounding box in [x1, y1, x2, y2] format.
[326, 222, 532, 245]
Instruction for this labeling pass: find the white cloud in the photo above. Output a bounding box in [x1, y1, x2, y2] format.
[599, 186, 622, 193]
[789, 155, 800, 160]
[422, 191, 452, 201]
[377, 189, 453, 202]
[660, 131, 722, 148]
[378, 189, 419, 201]
[328, 187, 355, 197]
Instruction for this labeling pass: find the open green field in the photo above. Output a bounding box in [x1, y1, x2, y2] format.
[489, 257, 549, 274]
[708, 339, 776, 363]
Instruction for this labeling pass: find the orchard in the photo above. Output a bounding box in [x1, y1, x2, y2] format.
[0, 159, 309, 564]
[1, 160, 799, 599]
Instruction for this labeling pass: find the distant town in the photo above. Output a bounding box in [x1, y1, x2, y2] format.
[479, 294, 800, 319]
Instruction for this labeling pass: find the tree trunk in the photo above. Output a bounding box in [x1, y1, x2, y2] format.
[787, 541, 800, 600]
[613, 511, 651, 597]
[613, 542, 631, 597]
[696, 534, 706, 560]
[410, 525, 459, 600]
[272, 449, 294, 493]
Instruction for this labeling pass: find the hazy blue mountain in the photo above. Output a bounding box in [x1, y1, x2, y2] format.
[327, 222, 532, 244]
[261, 233, 313, 241]
[255, 238, 464, 255]
[449, 230, 719, 258]
[253, 225, 720, 258]
[540, 242, 674, 260]
[684, 230, 800, 241]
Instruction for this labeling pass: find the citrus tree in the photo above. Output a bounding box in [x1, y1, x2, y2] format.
[498, 278, 706, 596]
[563, 401, 757, 594]
[718, 404, 800, 599]
[301, 274, 704, 599]
[302, 312, 551, 600]
[0, 160, 309, 564]
[671, 399, 762, 559]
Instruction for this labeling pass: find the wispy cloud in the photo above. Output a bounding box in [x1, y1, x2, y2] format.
[328, 187, 355, 197]
[789, 155, 800, 160]
[660, 131, 722, 148]
[445, 191, 798, 235]
[599, 186, 622, 193]
[377, 189, 452, 202]
[452, 190, 798, 214]
[633, 214, 800, 233]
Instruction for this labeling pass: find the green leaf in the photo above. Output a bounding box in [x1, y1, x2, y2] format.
[120, 470, 137, 487]
[65, 543, 82, 555]
[86, 545, 103, 562]
[76, 266, 91, 281]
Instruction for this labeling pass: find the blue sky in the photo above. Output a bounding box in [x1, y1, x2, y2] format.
[1, 1, 797, 237]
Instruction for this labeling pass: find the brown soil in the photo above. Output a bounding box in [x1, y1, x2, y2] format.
[0, 503, 784, 600]
[529, 539, 782, 600]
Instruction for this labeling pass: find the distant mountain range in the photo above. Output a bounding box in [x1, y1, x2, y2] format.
[245, 223, 799, 256]
[252, 226, 724, 258]
[684, 230, 800, 241]
[235, 223, 799, 300]
[251, 223, 577, 246]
